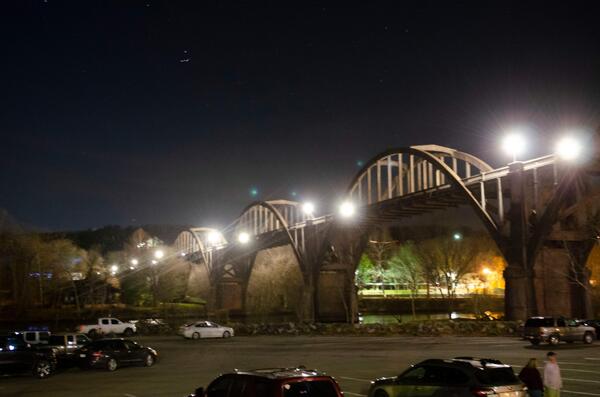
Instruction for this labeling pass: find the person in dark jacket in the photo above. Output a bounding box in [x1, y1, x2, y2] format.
[519, 358, 543, 397]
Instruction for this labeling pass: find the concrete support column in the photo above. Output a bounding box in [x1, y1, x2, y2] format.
[216, 279, 245, 312]
[505, 161, 537, 320]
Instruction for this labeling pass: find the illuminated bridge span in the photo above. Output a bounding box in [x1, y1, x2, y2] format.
[173, 142, 599, 322]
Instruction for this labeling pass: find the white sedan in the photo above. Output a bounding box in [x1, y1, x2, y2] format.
[179, 321, 234, 339]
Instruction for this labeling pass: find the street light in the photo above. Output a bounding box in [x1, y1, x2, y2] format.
[151, 260, 158, 265]
[339, 201, 355, 218]
[453, 232, 462, 241]
[130, 258, 139, 266]
[501, 132, 526, 162]
[555, 136, 582, 161]
[238, 232, 250, 244]
[207, 230, 222, 245]
[154, 250, 164, 259]
[302, 202, 315, 216]
[481, 267, 492, 275]
[110, 264, 118, 275]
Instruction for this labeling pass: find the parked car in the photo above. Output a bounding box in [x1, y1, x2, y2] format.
[368, 357, 526, 397]
[73, 338, 157, 371]
[46, 333, 91, 359]
[580, 319, 600, 339]
[131, 318, 171, 334]
[189, 367, 343, 397]
[523, 316, 596, 345]
[14, 328, 51, 345]
[179, 321, 234, 339]
[0, 335, 57, 379]
[78, 317, 137, 337]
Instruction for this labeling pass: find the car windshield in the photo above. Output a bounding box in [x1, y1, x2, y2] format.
[525, 318, 554, 327]
[475, 367, 519, 386]
[283, 380, 338, 397]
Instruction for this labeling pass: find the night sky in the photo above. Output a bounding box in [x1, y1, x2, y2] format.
[1, 1, 599, 231]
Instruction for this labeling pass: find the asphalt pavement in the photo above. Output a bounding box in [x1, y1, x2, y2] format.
[1, 335, 599, 397]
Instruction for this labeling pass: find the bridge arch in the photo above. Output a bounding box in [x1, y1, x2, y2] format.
[346, 145, 503, 248]
[173, 227, 225, 276]
[233, 200, 312, 274]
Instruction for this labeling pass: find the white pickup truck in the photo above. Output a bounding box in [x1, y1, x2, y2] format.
[78, 318, 136, 337]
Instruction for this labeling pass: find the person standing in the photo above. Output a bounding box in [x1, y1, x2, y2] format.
[519, 358, 543, 397]
[544, 351, 563, 397]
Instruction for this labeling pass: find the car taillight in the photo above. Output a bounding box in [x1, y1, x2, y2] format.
[92, 351, 103, 357]
[471, 387, 494, 396]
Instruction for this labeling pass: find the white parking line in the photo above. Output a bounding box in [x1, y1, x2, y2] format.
[339, 376, 371, 383]
[584, 357, 600, 360]
[557, 361, 600, 367]
[511, 364, 600, 375]
[563, 390, 600, 396]
[564, 377, 600, 384]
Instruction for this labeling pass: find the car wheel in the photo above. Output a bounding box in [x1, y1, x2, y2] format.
[106, 358, 118, 372]
[144, 354, 155, 367]
[584, 332, 594, 344]
[374, 390, 389, 397]
[548, 334, 560, 345]
[33, 360, 52, 379]
[123, 328, 134, 337]
[222, 331, 231, 338]
[192, 332, 200, 340]
[529, 339, 540, 346]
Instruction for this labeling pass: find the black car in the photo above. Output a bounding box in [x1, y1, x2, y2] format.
[582, 319, 600, 339]
[368, 357, 526, 397]
[189, 367, 344, 397]
[73, 338, 157, 371]
[0, 335, 57, 379]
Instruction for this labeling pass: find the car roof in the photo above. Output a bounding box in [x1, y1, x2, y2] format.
[417, 357, 511, 370]
[229, 367, 327, 380]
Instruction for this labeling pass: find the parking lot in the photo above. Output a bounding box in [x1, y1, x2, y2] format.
[1, 335, 599, 397]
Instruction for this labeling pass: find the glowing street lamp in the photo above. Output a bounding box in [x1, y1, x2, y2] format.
[238, 232, 250, 244]
[555, 136, 582, 161]
[481, 267, 492, 275]
[339, 201, 355, 218]
[302, 202, 315, 216]
[453, 232, 463, 241]
[501, 132, 526, 162]
[110, 264, 119, 275]
[130, 258, 139, 266]
[151, 260, 158, 265]
[154, 250, 164, 260]
[207, 230, 222, 245]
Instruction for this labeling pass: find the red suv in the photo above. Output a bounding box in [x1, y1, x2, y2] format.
[190, 367, 343, 397]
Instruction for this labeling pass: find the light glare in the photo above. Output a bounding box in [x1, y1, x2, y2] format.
[501, 132, 526, 161]
[207, 230, 222, 245]
[238, 232, 250, 244]
[302, 202, 315, 215]
[555, 136, 582, 161]
[154, 250, 164, 259]
[339, 201, 355, 218]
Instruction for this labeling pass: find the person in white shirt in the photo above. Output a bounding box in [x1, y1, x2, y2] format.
[543, 351, 562, 397]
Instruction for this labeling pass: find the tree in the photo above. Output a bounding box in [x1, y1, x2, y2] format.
[417, 235, 484, 317]
[388, 241, 423, 319]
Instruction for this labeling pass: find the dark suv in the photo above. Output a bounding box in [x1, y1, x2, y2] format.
[523, 316, 596, 345]
[0, 335, 57, 378]
[368, 357, 526, 397]
[189, 367, 344, 397]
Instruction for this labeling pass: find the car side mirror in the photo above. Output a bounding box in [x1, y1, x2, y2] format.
[194, 387, 204, 397]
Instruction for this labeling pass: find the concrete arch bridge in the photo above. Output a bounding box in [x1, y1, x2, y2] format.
[172, 143, 600, 322]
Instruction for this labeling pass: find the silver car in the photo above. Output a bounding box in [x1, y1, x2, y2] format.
[368, 357, 526, 397]
[523, 317, 596, 345]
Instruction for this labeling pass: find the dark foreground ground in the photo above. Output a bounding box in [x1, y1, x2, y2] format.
[1, 335, 599, 397]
